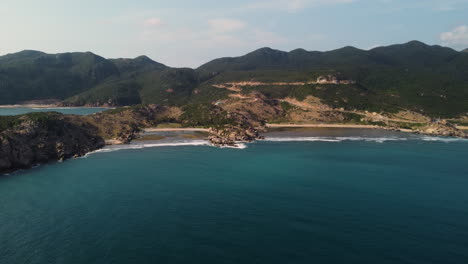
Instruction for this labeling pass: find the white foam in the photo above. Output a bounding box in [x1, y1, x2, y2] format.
[264, 136, 407, 143]
[336, 137, 407, 143]
[219, 143, 248, 149]
[420, 136, 468, 142]
[81, 135, 466, 157]
[84, 140, 211, 156]
[83, 140, 249, 156]
[265, 137, 342, 142]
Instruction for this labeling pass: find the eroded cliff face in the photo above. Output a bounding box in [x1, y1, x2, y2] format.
[0, 105, 185, 174]
[0, 114, 105, 174]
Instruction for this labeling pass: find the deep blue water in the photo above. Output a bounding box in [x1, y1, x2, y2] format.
[1, 138, 467, 264]
[0, 107, 108, 116]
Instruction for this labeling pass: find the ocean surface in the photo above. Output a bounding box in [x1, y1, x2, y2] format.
[0, 107, 108, 116]
[1, 126, 468, 264]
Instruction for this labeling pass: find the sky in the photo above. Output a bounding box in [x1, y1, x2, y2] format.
[1, 0, 468, 67]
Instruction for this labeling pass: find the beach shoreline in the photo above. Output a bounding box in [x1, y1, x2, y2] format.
[266, 123, 381, 129]
[0, 104, 109, 109]
[144, 128, 210, 132]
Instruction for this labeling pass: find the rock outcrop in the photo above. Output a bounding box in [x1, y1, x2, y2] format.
[0, 113, 105, 174]
[208, 126, 264, 147]
[417, 122, 468, 138]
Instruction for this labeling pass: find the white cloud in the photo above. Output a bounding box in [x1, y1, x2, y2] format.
[440, 25, 468, 47]
[143, 18, 163, 27]
[208, 19, 246, 32]
[247, 0, 356, 12]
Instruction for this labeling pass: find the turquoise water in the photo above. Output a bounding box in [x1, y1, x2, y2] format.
[0, 107, 108, 116]
[1, 136, 468, 263]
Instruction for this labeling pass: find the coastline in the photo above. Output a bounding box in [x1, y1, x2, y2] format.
[0, 104, 110, 109]
[266, 123, 415, 133]
[144, 128, 210, 132]
[266, 123, 381, 129]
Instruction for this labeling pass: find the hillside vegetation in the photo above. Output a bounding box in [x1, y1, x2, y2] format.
[1, 41, 467, 117]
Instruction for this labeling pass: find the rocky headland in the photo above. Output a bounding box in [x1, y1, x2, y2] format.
[1, 99, 467, 175]
[0, 113, 105, 174]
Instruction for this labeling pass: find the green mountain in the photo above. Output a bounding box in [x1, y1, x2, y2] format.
[1, 41, 468, 117]
[0, 51, 120, 104]
[0, 51, 169, 105]
[196, 41, 468, 117]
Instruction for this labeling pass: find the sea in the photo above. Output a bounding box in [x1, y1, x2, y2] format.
[1, 108, 468, 264]
[0, 107, 108, 116]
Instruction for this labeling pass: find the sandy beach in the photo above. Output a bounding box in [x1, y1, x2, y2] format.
[144, 128, 210, 132]
[266, 123, 381, 129]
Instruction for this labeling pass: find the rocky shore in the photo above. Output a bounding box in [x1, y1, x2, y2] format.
[1, 103, 466, 175]
[416, 122, 468, 138]
[0, 113, 105, 174]
[384, 121, 468, 139]
[208, 126, 264, 147]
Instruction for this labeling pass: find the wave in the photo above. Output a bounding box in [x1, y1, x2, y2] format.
[219, 143, 248, 149]
[264, 136, 407, 143]
[84, 140, 248, 157]
[82, 135, 467, 157]
[265, 135, 467, 143]
[84, 140, 211, 156]
[420, 136, 468, 142]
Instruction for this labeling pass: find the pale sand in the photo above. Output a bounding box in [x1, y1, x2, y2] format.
[144, 128, 210, 132]
[266, 124, 381, 129]
[456, 126, 468, 130]
[105, 139, 125, 145]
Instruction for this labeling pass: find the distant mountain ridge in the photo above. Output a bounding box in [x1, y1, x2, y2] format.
[1, 41, 468, 117]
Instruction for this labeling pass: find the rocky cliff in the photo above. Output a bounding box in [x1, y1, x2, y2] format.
[1, 101, 466, 175]
[0, 113, 105, 174]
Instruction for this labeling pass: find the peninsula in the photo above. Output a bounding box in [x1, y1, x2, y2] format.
[1, 41, 468, 174]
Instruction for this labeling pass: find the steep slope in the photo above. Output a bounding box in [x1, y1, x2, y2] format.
[0, 51, 169, 105]
[196, 41, 468, 117]
[0, 112, 105, 173]
[63, 67, 199, 106]
[63, 56, 170, 106]
[1, 41, 468, 117]
[0, 51, 120, 104]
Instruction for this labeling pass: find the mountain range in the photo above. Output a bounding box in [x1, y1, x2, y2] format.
[1, 41, 467, 117]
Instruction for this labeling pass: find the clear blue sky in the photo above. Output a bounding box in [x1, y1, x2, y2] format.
[1, 0, 467, 67]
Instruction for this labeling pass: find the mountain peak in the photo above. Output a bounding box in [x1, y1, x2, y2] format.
[134, 55, 156, 63]
[255, 47, 274, 52]
[249, 47, 285, 56]
[0, 50, 45, 59]
[18, 50, 46, 55]
[290, 48, 308, 54]
[330, 46, 363, 53]
[404, 40, 428, 47]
